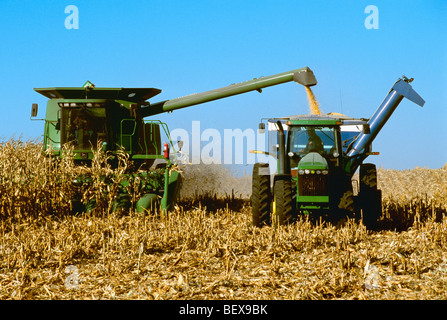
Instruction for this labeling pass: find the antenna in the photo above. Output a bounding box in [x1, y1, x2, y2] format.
[339, 89, 343, 115]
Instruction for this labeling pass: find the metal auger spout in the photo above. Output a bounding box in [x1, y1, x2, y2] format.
[140, 67, 317, 118]
[346, 76, 425, 171]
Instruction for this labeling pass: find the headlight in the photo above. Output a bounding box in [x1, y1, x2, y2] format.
[298, 169, 305, 175]
[316, 170, 321, 174]
[304, 169, 310, 174]
[322, 170, 329, 175]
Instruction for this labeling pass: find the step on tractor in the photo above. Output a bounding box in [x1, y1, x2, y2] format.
[31, 67, 315, 213]
[251, 70, 425, 230]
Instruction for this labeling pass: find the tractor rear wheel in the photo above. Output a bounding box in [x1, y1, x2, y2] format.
[360, 163, 378, 190]
[361, 189, 382, 230]
[272, 175, 295, 226]
[251, 163, 271, 227]
[359, 163, 382, 230]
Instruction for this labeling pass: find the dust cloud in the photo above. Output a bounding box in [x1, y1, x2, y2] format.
[178, 164, 252, 200]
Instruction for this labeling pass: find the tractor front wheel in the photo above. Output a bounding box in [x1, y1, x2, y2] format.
[251, 163, 271, 227]
[272, 175, 295, 226]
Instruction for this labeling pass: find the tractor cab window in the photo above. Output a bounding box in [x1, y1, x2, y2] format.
[289, 126, 336, 156]
[61, 107, 107, 150]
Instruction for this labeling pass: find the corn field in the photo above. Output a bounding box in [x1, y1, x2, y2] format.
[0, 138, 446, 300]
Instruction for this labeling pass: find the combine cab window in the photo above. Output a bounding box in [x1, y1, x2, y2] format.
[289, 126, 336, 155]
[61, 107, 107, 150]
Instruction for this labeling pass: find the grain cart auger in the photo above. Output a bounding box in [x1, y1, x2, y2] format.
[252, 75, 425, 230]
[31, 67, 316, 213]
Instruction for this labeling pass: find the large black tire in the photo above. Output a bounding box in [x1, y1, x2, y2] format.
[272, 175, 295, 226]
[361, 189, 382, 230]
[360, 163, 378, 191]
[251, 163, 271, 227]
[332, 187, 355, 226]
[359, 163, 381, 230]
[338, 189, 355, 213]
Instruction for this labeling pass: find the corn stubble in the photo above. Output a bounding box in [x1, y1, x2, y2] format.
[0, 139, 446, 300]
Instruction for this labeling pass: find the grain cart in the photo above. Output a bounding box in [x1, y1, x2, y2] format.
[252, 75, 425, 229]
[31, 67, 316, 213]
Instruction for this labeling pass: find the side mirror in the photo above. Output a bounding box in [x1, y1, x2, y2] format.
[31, 103, 38, 117]
[258, 122, 265, 134]
[362, 124, 371, 134]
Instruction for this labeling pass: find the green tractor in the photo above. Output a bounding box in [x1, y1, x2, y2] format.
[252, 72, 425, 229]
[31, 67, 316, 213]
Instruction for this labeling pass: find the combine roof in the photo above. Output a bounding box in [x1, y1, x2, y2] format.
[34, 87, 162, 103]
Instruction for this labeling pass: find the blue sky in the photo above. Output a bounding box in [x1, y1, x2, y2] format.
[0, 0, 446, 172]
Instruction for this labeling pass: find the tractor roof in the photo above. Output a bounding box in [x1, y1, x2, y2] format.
[34, 87, 162, 103]
[268, 113, 368, 126]
[279, 113, 360, 121]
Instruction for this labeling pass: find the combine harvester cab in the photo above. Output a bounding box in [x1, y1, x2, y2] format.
[32, 84, 181, 213]
[252, 75, 425, 230]
[31, 67, 316, 214]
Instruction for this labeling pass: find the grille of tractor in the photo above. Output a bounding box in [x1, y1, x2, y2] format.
[298, 175, 328, 196]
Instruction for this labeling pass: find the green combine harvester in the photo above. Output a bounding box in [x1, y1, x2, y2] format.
[31, 67, 316, 213]
[251, 71, 425, 230]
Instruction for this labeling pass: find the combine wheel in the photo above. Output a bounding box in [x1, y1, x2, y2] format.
[272, 175, 295, 226]
[136, 193, 160, 214]
[251, 163, 271, 227]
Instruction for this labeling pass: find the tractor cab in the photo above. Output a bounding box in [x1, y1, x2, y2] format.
[266, 114, 370, 176]
[288, 125, 337, 171]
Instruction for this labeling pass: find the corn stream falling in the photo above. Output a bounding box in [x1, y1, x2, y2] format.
[305, 85, 322, 115]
